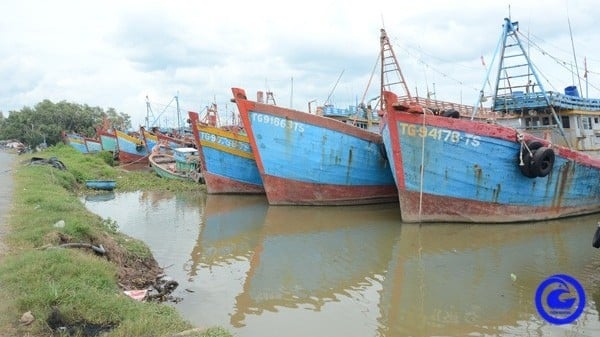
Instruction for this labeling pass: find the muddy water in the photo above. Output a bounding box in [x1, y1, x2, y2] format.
[83, 191, 600, 337]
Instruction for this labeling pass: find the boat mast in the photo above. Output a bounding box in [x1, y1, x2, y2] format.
[145, 95, 153, 129]
[475, 18, 571, 147]
[175, 93, 181, 132]
[379, 28, 412, 110]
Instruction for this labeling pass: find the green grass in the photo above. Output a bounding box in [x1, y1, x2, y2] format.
[0, 145, 230, 337]
[33, 144, 207, 193]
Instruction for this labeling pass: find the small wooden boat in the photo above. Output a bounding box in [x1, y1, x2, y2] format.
[149, 146, 203, 182]
[85, 180, 117, 191]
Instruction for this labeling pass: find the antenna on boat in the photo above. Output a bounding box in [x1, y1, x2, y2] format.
[145, 95, 155, 129]
[567, 11, 583, 92]
[324, 69, 344, 105]
[175, 92, 181, 132]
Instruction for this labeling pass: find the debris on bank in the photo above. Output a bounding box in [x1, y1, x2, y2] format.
[124, 274, 181, 303]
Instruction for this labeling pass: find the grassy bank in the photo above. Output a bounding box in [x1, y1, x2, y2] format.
[0, 145, 231, 337]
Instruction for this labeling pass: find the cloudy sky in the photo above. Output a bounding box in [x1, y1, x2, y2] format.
[2, 0, 599, 129]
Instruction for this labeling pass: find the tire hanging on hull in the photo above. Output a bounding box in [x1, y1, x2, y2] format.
[593, 224, 600, 249]
[517, 140, 554, 178]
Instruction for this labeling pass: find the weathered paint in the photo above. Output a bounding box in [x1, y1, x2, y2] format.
[63, 132, 88, 153]
[261, 174, 399, 206]
[381, 90, 600, 223]
[188, 110, 264, 194]
[84, 138, 102, 153]
[114, 130, 148, 164]
[99, 132, 117, 152]
[233, 87, 398, 206]
[140, 127, 158, 152]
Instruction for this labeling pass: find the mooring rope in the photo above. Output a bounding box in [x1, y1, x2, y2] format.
[418, 113, 427, 222]
[117, 152, 150, 168]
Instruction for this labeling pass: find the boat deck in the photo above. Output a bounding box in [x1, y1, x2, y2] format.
[493, 91, 600, 112]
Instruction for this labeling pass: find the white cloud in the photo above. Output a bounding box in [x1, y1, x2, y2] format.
[2, 0, 599, 128]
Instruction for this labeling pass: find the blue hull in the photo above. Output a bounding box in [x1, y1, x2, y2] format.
[64, 133, 88, 153]
[381, 91, 600, 222]
[202, 146, 263, 187]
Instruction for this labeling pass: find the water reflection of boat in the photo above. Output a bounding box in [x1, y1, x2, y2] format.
[230, 204, 402, 327]
[185, 194, 268, 280]
[379, 215, 599, 337]
[80, 190, 600, 336]
[84, 192, 116, 202]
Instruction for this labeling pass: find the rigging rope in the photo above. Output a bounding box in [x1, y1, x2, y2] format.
[516, 30, 600, 93]
[390, 36, 481, 93]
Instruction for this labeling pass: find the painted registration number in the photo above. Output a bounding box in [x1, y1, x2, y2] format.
[399, 123, 480, 147]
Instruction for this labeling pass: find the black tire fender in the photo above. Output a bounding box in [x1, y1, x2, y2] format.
[530, 147, 555, 177]
[441, 109, 460, 118]
[593, 225, 600, 248]
[518, 141, 543, 178]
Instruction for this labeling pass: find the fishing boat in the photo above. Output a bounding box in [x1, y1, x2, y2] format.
[61, 131, 90, 153]
[85, 180, 116, 191]
[231, 87, 397, 205]
[62, 131, 105, 154]
[114, 129, 149, 164]
[148, 145, 203, 182]
[380, 19, 600, 223]
[140, 126, 159, 152]
[97, 130, 117, 153]
[317, 101, 381, 132]
[141, 126, 194, 152]
[95, 118, 118, 154]
[188, 105, 264, 194]
[156, 128, 195, 149]
[84, 137, 102, 153]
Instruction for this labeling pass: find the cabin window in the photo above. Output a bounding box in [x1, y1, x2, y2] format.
[355, 122, 367, 129]
[561, 116, 570, 128]
[583, 117, 592, 130]
[542, 117, 550, 125]
[524, 116, 540, 128]
[595, 117, 599, 124]
[529, 116, 539, 128]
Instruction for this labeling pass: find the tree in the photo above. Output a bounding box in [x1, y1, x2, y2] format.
[0, 100, 132, 146]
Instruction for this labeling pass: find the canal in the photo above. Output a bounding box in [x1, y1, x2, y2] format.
[83, 190, 600, 337]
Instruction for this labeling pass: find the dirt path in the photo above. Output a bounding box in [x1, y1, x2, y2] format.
[0, 150, 16, 258]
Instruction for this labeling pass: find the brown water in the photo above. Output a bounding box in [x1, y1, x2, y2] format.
[83, 191, 600, 337]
